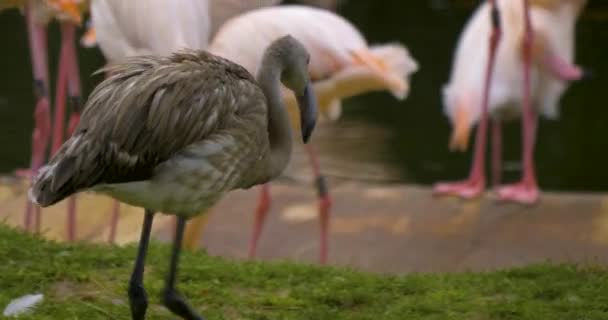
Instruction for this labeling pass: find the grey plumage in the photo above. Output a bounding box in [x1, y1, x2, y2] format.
[29, 35, 316, 320]
[29, 36, 316, 217]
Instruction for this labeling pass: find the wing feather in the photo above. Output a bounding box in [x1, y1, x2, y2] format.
[38, 49, 261, 201]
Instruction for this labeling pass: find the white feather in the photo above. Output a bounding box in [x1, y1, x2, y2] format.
[91, 0, 211, 62]
[442, 0, 584, 126]
[3, 293, 44, 317]
[91, 0, 281, 64]
[210, 5, 369, 77]
[209, 5, 418, 122]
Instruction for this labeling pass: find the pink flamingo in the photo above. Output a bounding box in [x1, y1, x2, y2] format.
[4, 0, 83, 237]
[434, 0, 587, 204]
[208, 5, 418, 263]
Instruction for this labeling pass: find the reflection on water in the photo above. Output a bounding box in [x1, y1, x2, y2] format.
[1, 1, 607, 191]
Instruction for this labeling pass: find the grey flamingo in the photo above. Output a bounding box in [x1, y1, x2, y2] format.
[29, 35, 317, 319]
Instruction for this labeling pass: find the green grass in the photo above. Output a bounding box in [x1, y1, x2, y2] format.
[1, 226, 608, 319]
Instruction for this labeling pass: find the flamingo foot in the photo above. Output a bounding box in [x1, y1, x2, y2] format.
[495, 181, 539, 205]
[433, 179, 485, 199]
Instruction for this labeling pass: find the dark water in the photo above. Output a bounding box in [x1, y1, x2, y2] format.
[1, 1, 607, 191]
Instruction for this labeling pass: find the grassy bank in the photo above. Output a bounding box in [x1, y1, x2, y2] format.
[1, 226, 608, 319]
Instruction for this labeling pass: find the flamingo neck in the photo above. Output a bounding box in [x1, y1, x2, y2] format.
[257, 52, 293, 180]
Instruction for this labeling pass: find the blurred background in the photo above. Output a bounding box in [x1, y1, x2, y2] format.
[1, 0, 606, 192]
[1, 0, 608, 273]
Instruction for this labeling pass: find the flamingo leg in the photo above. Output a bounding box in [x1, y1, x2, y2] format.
[108, 201, 122, 243]
[491, 119, 502, 187]
[31, 115, 49, 234]
[496, 0, 540, 204]
[34, 206, 41, 234]
[433, 0, 502, 199]
[108, 201, 120, 244]
[63, 22, 83, 242]
[248, 183, 271, 259]
[28, 122, 47, 233]
[102, 67, 123, 244]
[51, 22, 76, 241]
[65, 194, 77, 240]
[51, 24, 70, 155]
[24, 5, 51, 233]
[128, 209, 154, 320]
[161, 216, 204, 319]
[66, 23, 82, 131]
[305, 144, 331, 264]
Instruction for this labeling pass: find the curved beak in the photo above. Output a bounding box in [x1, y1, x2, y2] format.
[296, 84, 318, 143]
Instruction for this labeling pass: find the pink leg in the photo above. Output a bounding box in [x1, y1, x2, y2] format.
[27, 101, 51, 231]
[25, 129, 45, 231]
[34, 206, 41, 234]
[66, 22, 82, 135]
[66, 196, 77, 241]
[305, 144, 331, 264]
[491, 119, 502, 187]
[51, 23, 72, 155]
[97, 70, 123, 244]
[32, 100, 51, 232]
[50, 23, 75, 241]
[65, 25, 81, 105]
[433, 0, 502, 199]
[24, 191, 34, 231]
[248, 183, 271, 259]
[496, 0, 540, 205]
[27, 102, 51, 228]
[63, 23, 82, 242]
[23, 5, 51, 232]
[108, 201, 120, 244]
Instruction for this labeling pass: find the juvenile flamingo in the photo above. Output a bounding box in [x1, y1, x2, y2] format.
[434, 0, 587, 204]
[206, 5, 418, 263]
[86, 0, 282, 244]
[30, 35, 317, 320]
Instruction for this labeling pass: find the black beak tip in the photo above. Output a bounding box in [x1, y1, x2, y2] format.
[302, 120, 316, 144]
[297, 84, 317, 144]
